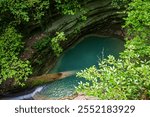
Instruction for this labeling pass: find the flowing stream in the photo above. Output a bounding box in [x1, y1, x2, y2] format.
[3, 35, 124, 99]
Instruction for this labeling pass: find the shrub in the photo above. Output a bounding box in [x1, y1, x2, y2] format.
[51, 32, 67, 56]
[0, 26, 32, 86]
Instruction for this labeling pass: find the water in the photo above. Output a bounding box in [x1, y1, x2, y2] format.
[1, 86, 44, 100]
[38, 35, 124, 99]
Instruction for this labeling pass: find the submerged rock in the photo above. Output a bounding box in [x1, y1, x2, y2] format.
[32, 92, 99, 100]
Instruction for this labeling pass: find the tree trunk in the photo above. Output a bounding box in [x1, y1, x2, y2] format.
[25, 71, 75, 87]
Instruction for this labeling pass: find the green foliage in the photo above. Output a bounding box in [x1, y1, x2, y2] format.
[76, 0, 150, 99]
[55, 0, 87, 21]
[34, 32, 67, 56]
[112, 0, 131, 8]
[124, 0, 150, 36]
[34, 36, 51, 51]
[55, 0, 81, 15]
[51, 32, 67, 56]
[81, 15, 87, 21]
[0, 26, 32, 86]
[0, 0, 50, 26]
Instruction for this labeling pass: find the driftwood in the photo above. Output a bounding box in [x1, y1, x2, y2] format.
[25, 71, 76, 88]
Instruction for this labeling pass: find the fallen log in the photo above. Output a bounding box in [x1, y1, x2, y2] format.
[25, 70, 76, 87]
